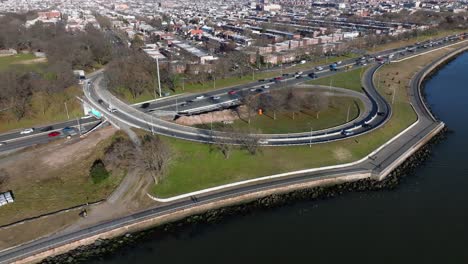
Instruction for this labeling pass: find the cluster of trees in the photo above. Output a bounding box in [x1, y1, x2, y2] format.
[240, 89, 330, 123]
[103, 133, 172, 183]
[0, 13, 115, 122]
[0, 14, 113, 69]
[0, 65, 76, 120]
[212, 127, 263, 159]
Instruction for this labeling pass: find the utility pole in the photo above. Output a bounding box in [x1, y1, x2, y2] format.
[64, 102, 70, 119]
[213, 76, 216, 90]
[252, 68, 255, 80]
[392, 87, 396, 105]
[182, 77, 185, 91]
[156, 57, 162, 97]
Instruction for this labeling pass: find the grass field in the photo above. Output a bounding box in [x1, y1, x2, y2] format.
[307, 66, 369, 93]
[0, 128, 123, 226]
[195, 96, 361, 134]
[0, 53, 38, 71]
[150, 43, 467, 198]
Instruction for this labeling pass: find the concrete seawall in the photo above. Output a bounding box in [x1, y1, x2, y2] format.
[5, 45, 468, 264]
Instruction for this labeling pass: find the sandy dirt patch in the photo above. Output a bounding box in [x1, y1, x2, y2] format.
[13, 57, 47, 64]
[333, 147, 353, 162]
[41, 126, 117, 169]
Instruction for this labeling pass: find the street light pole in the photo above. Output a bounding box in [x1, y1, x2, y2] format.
[156, 57, 162, 97]
[309, 125, 313, 148]
[64, 102, 70, 119]
[76, 117, 82, 136]
[347, 105, 351, 122]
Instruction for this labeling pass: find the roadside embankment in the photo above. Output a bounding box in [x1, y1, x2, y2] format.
[38, 127, 448, 264]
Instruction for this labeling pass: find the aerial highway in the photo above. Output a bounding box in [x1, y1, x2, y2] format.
[0, 35, 466, 264]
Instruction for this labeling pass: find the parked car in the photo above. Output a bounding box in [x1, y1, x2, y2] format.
[48, 131, 61, 137]
[20, 128, 34, 135]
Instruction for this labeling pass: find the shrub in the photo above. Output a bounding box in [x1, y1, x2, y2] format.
[90, 159, 110, 184]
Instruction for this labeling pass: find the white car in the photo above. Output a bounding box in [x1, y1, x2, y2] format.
[107, 107, 117, 113]
[336, 61, 342, 65]
[262, 85, 270, 89]
[212, 96, 221, 100]
[0, 142, 6, 146]
[315, 66, 324, 71]
[20, 128, 34, 135]
[258, 139, 269, 145]
[250, 88, 256, 92]
[195, 95, 205, 100]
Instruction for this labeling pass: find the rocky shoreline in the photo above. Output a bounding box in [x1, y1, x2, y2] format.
[40, 126, 449, 264]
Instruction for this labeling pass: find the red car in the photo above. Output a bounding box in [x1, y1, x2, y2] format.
[48, 131, 61, 137]
[228, 90, 237, 95]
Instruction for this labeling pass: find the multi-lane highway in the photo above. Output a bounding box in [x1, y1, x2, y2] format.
[0, 34, 466, 264]
[0, 118, 100, 153]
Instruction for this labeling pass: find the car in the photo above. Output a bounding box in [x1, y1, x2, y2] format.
[377, 111, 385, 116]
[336, 61, 342, 65]
[228, 90, 237, 95]
[107, 107, 117, 113]
[20, 128, 34, 135]
[282, 73, 289, 77]
[274, 77, 283, 81]
[295, 75, 303, 79]
[258, 79, 265, 82]
[296, 71, 303, 75]
[258, 139, 269, 145]
[81, 115, 94, 119]
[256, 88, 264, 92]
[262, 85, 270, 89]
[195, 95, 205, 100]
[40, 126, 53, 132]
[341, 130, 354, 136]
[212, 96, 221, 100]
[315, 66, 323, 71]
[308, 72, 317, 78]
[48, 131, 61, 137]
[62, 127, 74, 133]
[250, 88, 256, 92]
[362, 123, 372, 128]
[140, 103, 150, 109]
[0, 142, 6, 146]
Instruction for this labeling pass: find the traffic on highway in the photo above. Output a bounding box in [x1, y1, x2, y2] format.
[83, 33, 466, 146]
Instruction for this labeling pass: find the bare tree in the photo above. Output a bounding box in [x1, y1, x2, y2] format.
[139, 135, 172, 183]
